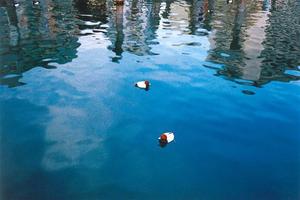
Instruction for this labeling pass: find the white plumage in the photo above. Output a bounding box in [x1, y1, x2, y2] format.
[135, 81, 150, 89]
[158, 132, 175, 143]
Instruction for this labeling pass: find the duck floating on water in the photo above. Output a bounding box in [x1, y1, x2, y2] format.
[158, 132, 175, 147]
[135, 80, 150, 90]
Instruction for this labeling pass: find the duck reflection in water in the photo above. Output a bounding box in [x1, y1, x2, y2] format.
[159, 140, 168, 148]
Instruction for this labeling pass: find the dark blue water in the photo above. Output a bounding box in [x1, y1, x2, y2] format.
[1, 0, 300, 199]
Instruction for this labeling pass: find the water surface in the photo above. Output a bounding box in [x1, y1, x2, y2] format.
[0, 0, 300, 199]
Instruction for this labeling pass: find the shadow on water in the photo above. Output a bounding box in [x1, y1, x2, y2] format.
[0, 0, 80, 87]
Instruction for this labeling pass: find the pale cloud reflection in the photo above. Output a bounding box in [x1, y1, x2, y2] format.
[147, 71, 191, 84]
[42, 106, 106, 171]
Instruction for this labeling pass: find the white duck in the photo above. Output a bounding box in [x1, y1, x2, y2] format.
[158, 132, 175, 144]
[135, 80, 150, 90]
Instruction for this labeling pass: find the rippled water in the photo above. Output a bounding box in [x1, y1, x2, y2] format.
[0, 0, 300, 199]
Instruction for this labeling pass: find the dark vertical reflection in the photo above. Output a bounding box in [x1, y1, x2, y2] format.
[230, 0, 246, 51]
[271, 0, 276, 11]
[203, 0, 215, 31]
[161, 0, 171, 19]
[146, 0, 161, 41]
[111, 4, 124, 62]
[187, 0, 215, 34]
[189, 0, 204, 34]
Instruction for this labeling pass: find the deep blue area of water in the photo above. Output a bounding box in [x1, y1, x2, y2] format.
[0, 0, 300, 199]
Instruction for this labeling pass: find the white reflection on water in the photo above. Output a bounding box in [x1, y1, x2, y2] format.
[42, 106, 105, 171]
[242, 11, 268, 81]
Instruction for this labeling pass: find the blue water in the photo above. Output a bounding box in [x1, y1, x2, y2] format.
[1, 0, 300, 199]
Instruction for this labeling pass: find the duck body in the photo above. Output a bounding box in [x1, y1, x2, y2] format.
[158, 132, 175, 144]
[135, 80, 150, 90]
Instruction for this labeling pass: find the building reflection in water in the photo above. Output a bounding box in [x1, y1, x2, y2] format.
[206, 0, 300, 86]
[0, 0, 299, 87]
[0, 0, 80, 87]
